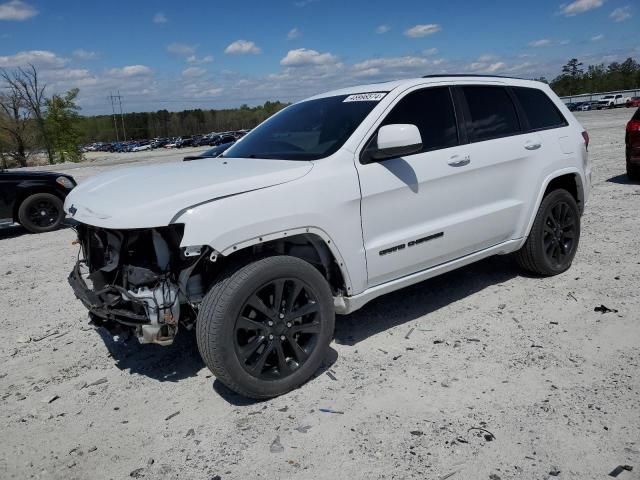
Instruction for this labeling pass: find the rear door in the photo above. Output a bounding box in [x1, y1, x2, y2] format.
[357, 84, 533, 287]
[0, 173, 18, 222]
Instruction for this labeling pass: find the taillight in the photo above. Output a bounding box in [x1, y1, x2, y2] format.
[627, 120, 640, 132]
[582, 131, 589, 150]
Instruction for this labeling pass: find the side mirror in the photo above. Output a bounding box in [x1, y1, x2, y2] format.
[369, 124, 423, 162]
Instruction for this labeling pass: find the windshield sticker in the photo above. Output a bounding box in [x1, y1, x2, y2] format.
[343, 92, 387, 102]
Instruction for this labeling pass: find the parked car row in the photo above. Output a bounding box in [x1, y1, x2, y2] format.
[566, 96, 639, 111]
[82, 130, 249, 154]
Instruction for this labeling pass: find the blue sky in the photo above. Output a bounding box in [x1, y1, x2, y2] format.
[0, 0, 637, 114]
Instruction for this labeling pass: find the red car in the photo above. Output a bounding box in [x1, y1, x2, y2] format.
[627, 97, 640, 108]
[627, 108, 640, 180]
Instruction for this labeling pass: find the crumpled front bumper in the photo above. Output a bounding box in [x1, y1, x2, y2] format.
[68, 262, 149, 325]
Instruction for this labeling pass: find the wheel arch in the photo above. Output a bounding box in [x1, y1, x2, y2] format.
[215, 228, 353, 296]
[523, 169, 584, 240]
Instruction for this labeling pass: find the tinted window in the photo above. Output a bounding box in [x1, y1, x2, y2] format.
[379, 87, 458, 152]
[462, 86, 521, 142]
[513, 87, 567, 131]
[224, 95, 380, 160]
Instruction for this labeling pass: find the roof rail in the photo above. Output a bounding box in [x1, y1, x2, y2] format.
[422, 73, 529, 80]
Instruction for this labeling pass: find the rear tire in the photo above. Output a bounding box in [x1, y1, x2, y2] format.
[196, 256, 335, 399]
[17, 193, 64, 233]
[516, 189, 580, 276]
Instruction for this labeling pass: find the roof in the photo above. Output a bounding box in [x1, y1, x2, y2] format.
[307, 75, 544, 101]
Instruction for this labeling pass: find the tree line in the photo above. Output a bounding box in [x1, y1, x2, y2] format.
[549, 57, 640, 97]
[2, 57, 639, 168]
[78, 101, 288, 143]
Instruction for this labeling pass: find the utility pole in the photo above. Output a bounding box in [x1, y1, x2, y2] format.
[116, 90, 127, 140]
[109, 92, 119, 142]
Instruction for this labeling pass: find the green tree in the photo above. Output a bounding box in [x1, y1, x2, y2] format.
[46, 88, 83, 163]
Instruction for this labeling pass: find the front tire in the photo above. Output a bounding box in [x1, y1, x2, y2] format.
[196, 256, 335, 399]
[17, 193, 64, 233]
[516, 189, 580, 276]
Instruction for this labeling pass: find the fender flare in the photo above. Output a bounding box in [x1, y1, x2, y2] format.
[523, 167, 584, 239]
[216, 226, 355, 295]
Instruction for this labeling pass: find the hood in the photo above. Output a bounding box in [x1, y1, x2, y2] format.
[64, 157, 313, 229]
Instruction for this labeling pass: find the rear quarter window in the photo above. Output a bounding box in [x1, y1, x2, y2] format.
[512, 87, 568, 131]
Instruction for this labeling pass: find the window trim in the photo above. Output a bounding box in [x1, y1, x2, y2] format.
[358, 85, 461, 164]
[509, 86, 569, 134]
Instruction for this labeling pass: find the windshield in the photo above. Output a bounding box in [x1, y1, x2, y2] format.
[223, 94, 382, 160]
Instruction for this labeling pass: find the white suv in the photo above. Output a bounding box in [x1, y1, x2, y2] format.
[65, 75, 590, 398]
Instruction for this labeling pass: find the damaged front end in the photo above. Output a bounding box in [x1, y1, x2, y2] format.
[68, 223, 208, 345]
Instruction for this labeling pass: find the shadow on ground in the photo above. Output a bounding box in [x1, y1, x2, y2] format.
[607, 173, 638, 185]
[97, 327, 205, 382]
[94, 254, 521, 399]
[335, 255, 521, 346]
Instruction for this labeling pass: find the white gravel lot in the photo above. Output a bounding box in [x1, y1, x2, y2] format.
[1, 108, 639, 480]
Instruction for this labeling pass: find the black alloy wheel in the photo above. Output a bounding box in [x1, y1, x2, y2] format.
[234, 278, 321, 380]
[542, 201, 577, 268]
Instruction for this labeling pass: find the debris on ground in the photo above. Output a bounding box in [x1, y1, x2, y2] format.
[410, 430, 424, 436]
[42, 395, 59, 404]
[295, 425, 311, 433]
[326, 371, 337, 381]
[270, 435, 284, 453]
[405, 327, 415, 339]
[319, 408, 344, 414]
[88, 377, 108, 387]
[594, 304, 618, 314]
[165, 411, 180, 421]
[609, 465, 633, 477]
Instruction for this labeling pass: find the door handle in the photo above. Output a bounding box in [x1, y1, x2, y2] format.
[524, 141, 542, 150]
[448, 155, 470, 167]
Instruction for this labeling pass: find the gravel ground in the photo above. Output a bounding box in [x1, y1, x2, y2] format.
[1, 108, 639, 480]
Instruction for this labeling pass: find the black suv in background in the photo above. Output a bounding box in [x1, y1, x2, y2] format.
[0, 169, 76, 233]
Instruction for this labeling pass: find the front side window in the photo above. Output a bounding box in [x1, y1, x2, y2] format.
[378, 86, 458, 153]
[224, 95, 381, 160]
[513, 87, 567, 131]
[462, 86, 521, 142]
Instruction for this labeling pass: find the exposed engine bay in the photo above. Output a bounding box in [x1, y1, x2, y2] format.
[68, 223, 208, 345]
[68, 223, 343, 346]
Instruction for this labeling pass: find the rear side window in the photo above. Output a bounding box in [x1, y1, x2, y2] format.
[462, 86, 521, 142]
[380, 86, 458, 152]
[513, 87, 567, 131]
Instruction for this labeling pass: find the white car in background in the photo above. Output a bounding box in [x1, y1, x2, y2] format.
[65, 75, 590, 398]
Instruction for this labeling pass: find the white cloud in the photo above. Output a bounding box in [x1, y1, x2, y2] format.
[560, 0, 603, 17]
[423, 47, 438, 56]
[280, 48, 338, 67]
[610, 6, 632, 22]
[375, 24, 390, 34]
[108, 65, 152, 77]
[153, 12, 167, 24]
[182, 66, 206, 78]
[466, 55, 506, 74]
[0, 50, 67, 68]
[529, 39, 552, 47]
[287, 27, 301, 40]
[0, 0, 37, 21]
[352, 56, 430, 77]
[559, 39, 571, 45]
[224, 40, 261, 55]
[167, 43, 197, 56]
[186, 54, 214, 65]
[404, 24, 441, 38]
[591, 34, 604, 41]
[73, 49, 98, 60]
